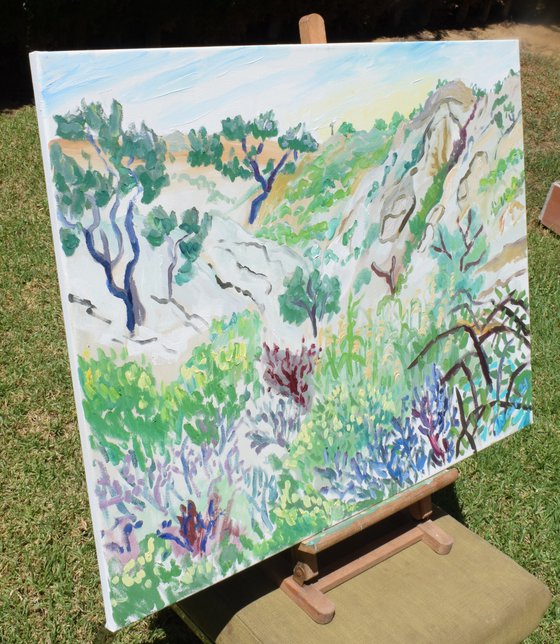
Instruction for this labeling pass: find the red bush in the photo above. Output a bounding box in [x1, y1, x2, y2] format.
[262, 340, 320, 409]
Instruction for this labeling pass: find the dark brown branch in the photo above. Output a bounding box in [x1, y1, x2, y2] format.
[454, 288, 483, 306]
[502, 306, 529, 337]
[484, 293, 529, 329]
[455, 388, 477, 457]
[505, 361, 529, 408]
[450, 302, 482, 331]
[441, 352, 477, 383]
[409, 324, 492, 387]
[463, 361, 479, 414]
[465, 405, 486, 433]
[479, 324, 531, 349]
[466, 398, 531, 428]
[371, 255, 397, 295]
[459, 217, 483, 271]
[463, 250, 485, 272]
[432, 229, 452, 259]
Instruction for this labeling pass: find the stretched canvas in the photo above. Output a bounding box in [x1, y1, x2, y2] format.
[30, 41, 532, 630]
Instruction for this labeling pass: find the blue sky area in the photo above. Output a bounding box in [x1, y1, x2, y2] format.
[31, 40, 520, 142]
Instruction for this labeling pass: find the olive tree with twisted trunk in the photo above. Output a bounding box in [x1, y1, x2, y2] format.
[51, 99, 168, 333]
[142, 205, 211, 329]
[187, 110, 318, 224]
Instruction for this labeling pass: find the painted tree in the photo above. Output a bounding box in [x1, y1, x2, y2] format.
[187, 111, 319, 224]
[51, 100, 168, 332]
[279, 267, 341, 338]
[142, 206, 211, 327]
[338, 121, 356, 138]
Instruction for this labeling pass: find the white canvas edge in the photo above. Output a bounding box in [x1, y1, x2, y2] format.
[29, 51, 118, 632]
[29, 37, 521, 58]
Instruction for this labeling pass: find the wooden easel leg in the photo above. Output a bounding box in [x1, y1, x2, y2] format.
[418, 519, 454, 555]
[280, 576, 336, 624]
[298, 14, 327, 44]
[409, 494, 433, 521]
[282, 519, 454, 624]
[292, 549, 319, 585]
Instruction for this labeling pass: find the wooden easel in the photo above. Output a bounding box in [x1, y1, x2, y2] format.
[280, 467, 458, 624]
[273, 13, 459, 625]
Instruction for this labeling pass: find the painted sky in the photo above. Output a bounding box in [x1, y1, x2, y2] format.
[32, 41, 520, 142]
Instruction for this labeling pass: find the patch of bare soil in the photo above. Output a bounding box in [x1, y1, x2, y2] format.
[375, 22, 560, 57]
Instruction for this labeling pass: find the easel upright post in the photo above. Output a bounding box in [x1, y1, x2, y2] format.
[298, 14, 327, 44]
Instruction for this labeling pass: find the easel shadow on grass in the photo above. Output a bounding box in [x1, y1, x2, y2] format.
[433, 482, 465, 525]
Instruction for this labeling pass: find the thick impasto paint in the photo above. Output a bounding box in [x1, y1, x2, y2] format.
[30, 41, 531, 630]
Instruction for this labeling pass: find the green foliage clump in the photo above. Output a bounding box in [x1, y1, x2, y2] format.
[491, 172, 525, 216]
[279, 267, 340, 338]
[186, 110, 318, 224]
[492, 94, 508, 113]
[341, 222, 382, 266]
[321, 293, 366, 380]
[109, 534, 220, 628]
[289, 382, 394, 474]
[256, 220, 329, 245]
[470, 84, 487, 98]
[353, 268, 372, 293]
[366, 179, 380, 202]
[79, 310, 262, 464]
[269, 475, 330, 537]
[259, 127, 393, 244]
[338, 121, 356, 138]
[142, 205, 211, 285]
[373, 112, 404, 133]
[53, 100, 168, 209]
[402, 166, 447, 267]
[178, 311, 262, 444]
[59, 227, 81, 256]
[479, 148, 523, 192]
[79, 349, 185, 467]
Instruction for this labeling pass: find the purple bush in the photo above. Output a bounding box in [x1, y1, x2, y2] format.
[316, 419, 429, 502]
[411, 365, 456, 466]
[102, 515, 143, 565]
[157, 496, 220, 556]
[246, 397, 301, 454]
[95, 451, 176, 516]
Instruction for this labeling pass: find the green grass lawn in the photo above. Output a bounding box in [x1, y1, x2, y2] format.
[1, 51, 559, 642]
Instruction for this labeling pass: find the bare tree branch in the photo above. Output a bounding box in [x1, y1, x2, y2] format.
[371, 255, 397, 295]
[455, 388, 477, 456]
[409, 323, 492, 386]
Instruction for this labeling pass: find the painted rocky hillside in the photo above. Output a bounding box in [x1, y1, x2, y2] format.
[49, 69, 530, 628]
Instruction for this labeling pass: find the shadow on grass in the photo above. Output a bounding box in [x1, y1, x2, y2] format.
[433, 482, 465, 525]
[150, 608, 202, 643]
[93, 607, 201, 644]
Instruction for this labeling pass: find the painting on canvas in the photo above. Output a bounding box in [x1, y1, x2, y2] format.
[30, 41, 531, 629]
